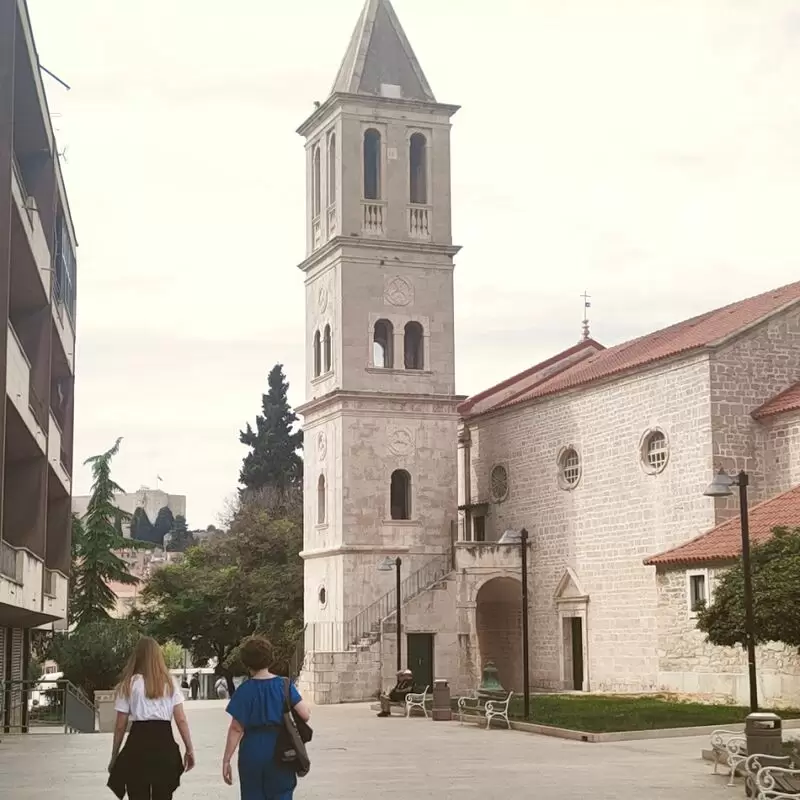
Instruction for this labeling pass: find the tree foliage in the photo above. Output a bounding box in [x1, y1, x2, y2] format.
[161, 640, 185, 669]
[130, 507, 156, 543]
[71, 439, 144, 627]
[239, 364, 303, 493]
[166, 515, 195, 553]
[48, 619, 142, 696]
[139, 495, 303, 673]
[696, 526, 800, 649]
[153, 506, 176, 546]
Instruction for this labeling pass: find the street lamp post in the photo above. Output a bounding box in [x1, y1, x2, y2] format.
[379, 556, 403, 672]
[520, 528, 530, 720]
[703, 469, 758, 712]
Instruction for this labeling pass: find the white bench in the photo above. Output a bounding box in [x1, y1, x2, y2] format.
[710, 729, 748, 785]
[405, 686, 430, 718]
[755, 765, 800, 799]
[457, 691, 514, 729]
[744, 754, 794, 798]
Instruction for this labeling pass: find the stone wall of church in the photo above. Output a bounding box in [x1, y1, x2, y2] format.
[464, 354, 716, 692]
[655, 567, 800, 707]
[763, 410, 800, 497]
[710, 307, 800, 519]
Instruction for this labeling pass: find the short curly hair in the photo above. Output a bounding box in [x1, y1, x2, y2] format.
[239, 636, 274, 672]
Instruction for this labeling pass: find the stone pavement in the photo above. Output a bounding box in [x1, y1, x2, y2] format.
[0, 699, 739, 798]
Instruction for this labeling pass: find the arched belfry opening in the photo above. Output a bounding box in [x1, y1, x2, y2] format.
[476, 577, 523, 692]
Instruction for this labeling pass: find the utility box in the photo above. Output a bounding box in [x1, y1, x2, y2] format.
[745, 712, 782, 757]
[432, 679, 451, 721]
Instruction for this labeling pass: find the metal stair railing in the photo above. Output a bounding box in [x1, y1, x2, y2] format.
[344, 552, 452, 648]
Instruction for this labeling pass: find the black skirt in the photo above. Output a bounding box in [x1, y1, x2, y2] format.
[107, 721, 184, 799]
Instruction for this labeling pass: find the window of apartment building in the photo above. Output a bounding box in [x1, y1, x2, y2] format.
[688, 571, 708, 614]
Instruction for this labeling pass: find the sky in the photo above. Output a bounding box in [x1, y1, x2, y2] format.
[26, 0, 800, 527]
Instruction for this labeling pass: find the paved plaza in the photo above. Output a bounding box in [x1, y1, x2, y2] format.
[0, 700, 739, 798]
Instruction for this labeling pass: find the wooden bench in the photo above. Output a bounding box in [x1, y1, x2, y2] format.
[710, 729, 748, 785]
[457, 691, 514, 729]
[755, 765, 800, 799]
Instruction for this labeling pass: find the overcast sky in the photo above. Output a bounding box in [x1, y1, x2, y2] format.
[27, 0, 800, 526]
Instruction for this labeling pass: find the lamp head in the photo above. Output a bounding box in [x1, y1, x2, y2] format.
[377, 556, 395, 572]
[703, 468, 735, 498]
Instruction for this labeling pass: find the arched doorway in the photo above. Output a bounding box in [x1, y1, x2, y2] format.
[476, 577, 523, 692]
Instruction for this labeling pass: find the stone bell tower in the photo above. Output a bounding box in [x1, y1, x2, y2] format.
[297, 0, 461, 667]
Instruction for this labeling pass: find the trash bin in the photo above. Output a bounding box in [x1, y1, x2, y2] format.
[432, 679, 451, 721]
[745, 712, 782, 757]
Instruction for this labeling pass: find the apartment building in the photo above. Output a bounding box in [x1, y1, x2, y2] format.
[0, 0, 77, 721]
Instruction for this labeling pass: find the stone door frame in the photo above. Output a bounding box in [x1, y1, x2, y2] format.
[554, 567, 590, 692]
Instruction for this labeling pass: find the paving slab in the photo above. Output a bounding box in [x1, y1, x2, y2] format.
[0, 699, 740, 798]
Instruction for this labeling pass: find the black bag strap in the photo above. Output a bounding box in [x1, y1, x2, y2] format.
[282, 677, 291, 714]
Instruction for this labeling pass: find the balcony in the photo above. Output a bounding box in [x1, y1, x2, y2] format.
[47, 412, 71, 494]
[10, 153, 52, 298]
[312, 214, 323, 250]
[326, 203, 337, 238]
[52, 260, 76, 374]
[454, 540, 528, 574]
[361, 201, 386, 236]
[407, 204, 431, 239]
[42, 568, 68, 621]
[6, 322, 47, 451]
[0, 542, 44, 616]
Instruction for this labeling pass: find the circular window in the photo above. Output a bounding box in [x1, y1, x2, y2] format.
[318, 586, 327, 607]
[641, 429, 669, 474]
[558, 447, 581, 489]
[490, 464, 509, 502]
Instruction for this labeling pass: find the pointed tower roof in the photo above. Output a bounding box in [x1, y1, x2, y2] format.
[331, 0, 436, 103]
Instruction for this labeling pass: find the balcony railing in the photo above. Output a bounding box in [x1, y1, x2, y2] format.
[312, 215, 322, 250]
[29, 383, 48, 431]
[408, 204, 431, 239]
[43, 568, 55, 597]
[362, 201, 386, 236]
[11, 153, 34, 225]
[0, 541, 22, 584]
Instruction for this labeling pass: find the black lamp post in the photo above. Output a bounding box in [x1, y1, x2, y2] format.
[703, 469, 758, 712]
[520, 528, 531, 719]
[379, 556, 403, 671]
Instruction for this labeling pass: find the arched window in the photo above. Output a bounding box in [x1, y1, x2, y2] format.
[312, 145, 321, 219]
[327, 133, 336, 207]
[390, 469, 411, 520]
[409, 133, 427, 204]
[323, 324, 332, 373]
[363, 129, 381, 200]
[317, 474, 326, 525]
[373, 319, 394, 368]
[313, 330, 321, 378]
[404, 321, 424, 370]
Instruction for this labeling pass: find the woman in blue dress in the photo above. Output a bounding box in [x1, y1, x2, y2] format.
[222, 637, 311, 800]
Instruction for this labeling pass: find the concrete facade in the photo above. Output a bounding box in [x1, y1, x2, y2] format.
[0, 0, 77, 723]
[72, 487, 186, 538]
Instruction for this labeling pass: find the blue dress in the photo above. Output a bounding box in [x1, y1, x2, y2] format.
[226, 676, 302, 800]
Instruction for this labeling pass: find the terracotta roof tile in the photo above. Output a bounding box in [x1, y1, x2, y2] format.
[752, 381, 800, 420]
[644, 485, 800, 567]
[460, 280, 800, 420]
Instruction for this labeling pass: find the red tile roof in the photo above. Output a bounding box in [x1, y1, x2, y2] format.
[459, 280, 800, 419]
[644, 485, 800, 567]
[752, 381, 800, 420]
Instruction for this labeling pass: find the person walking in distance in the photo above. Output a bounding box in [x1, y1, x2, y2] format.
[189, 673, 200, 701]
[108, 637, 195, 799]
[222, 636, 311, 799]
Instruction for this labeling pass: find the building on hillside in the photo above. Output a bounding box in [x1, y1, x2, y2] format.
[0, 0, 78, 724]
[72, 486, 186, 537]
[296, 0, 800, 708]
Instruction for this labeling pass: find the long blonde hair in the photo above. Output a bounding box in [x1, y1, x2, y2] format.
[116, 637, 174, 700]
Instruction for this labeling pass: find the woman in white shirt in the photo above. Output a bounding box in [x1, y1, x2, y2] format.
[107, 637, 195, 800]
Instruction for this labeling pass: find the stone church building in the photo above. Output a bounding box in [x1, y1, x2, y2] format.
[295, 0, 800, 707]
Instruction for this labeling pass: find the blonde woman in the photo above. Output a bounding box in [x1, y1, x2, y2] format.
[108, 637, 195, 800]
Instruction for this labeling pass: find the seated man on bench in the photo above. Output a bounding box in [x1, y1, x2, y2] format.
[377, 669, 415, 717]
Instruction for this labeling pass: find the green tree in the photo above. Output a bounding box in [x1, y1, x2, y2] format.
[48, 619, 142, 696]
[161, 640, 185, 669]
[153, 506, 175, 546]
[239, 364, 303, 493]
[130, 507, 156, 544]
[696, 526, 800, 648]
[166, 515, 195, 553]
[71, 439, 144, 627]
[139, 496, 303, 673]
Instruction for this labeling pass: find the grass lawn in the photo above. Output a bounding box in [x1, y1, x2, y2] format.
[458, 694, 800, 733]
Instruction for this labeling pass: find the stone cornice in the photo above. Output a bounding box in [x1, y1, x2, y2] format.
[297, 236, 461, 274]
[297, 389, 466, 418]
